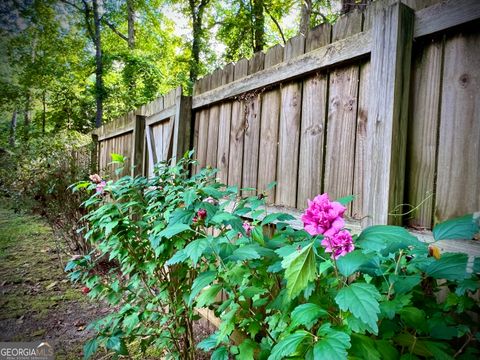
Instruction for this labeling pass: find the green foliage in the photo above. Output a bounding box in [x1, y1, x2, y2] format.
[68, 154, 480, 359]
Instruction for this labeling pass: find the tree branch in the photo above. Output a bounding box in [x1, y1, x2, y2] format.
[101, 18, 128, 42]
[263, 3, 286, 45]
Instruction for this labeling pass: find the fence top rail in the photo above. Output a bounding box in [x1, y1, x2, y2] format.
[191, 0, 479, 111]
[145, 105, 176, 127]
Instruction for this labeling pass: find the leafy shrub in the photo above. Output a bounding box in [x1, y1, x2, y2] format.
[68, 153, 480, 360]
[0, 130, 92, 254]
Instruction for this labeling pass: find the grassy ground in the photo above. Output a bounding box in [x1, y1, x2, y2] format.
[0, 198, 109, 359]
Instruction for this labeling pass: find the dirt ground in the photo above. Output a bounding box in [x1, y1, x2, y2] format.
[0, 200, 213, 359]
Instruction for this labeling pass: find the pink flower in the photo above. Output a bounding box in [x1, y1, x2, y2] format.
[89, 174, 102, 184]
[96, 181, 106, 194]
[301, 194, 346, 237]
[321, 230, 354, 259]
[204, 197, 217, 205]
[197, 208, 207, 220]
[242, 222, 253, 236]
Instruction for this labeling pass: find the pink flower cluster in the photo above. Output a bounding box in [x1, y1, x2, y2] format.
[301, 193, 354, 259]
[90, 174, 106, 194]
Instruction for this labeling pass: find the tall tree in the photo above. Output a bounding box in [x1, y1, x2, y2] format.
[188, 0, 211, 84]
[299, 0, 312, 35]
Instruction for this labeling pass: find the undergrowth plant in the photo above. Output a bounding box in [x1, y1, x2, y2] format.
[67, 152, 480, 360]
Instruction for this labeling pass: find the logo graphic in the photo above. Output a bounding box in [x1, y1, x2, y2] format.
[0, 341, 54, 360]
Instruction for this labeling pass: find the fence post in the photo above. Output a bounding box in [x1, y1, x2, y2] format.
[362, 1, 415, 226]
[132, 115, 145, 177]
[90, 133, 99, 174]
[172, 86, 192, 164]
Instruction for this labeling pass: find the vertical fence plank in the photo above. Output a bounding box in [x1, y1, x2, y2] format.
[352, 61, 370, 220]
[435, 30, 480, 222]
[172, 87, 192, 164]
[405, 38, 443, 228]
[324, 11, 362, 210]
[257, 45, 284, 202]
[363, 2, 415, 226]
[242, 51, 265, 196]
[228, 58, 249, 189]
[206, 70, 222, 168]
[217, 64, 235, 184]
[132, 115, 145, 176]
[195, 77, 211, 172]
[276, 35, 305, 207]
[297, 24, 331, 208]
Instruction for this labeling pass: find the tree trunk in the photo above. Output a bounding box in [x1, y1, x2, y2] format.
[252, 0, 265, 52]
[9, 109, 17, 148]
[92, 0, 104, 128]
[24, 93, 31, 141]
[299, 0, 312, 35]
[127, 0, 135, 49]
[42, 90, 46, 133]
[189, 1, 205, 84]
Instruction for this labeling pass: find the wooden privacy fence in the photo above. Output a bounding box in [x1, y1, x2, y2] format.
[92, 0, 480, 257]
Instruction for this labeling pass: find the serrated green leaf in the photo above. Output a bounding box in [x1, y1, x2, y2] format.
[433, 214, 478, 241]
[425, 253, 469, 281]
[184, 238, 209, 266]
[314, 325, 351, 360]
[197, 333, 218, 351]
[123, 313, 139, 333]
[375, 340, 399, 360]
[336, 195, 355, 206]
[182, 189, 197, 207]
[335, 283, 381, 334]
[166, 249, 188, 265]
[261, 212, 295, 225]
[380, 294, 411, 319]
[237, 339, 256, 360]
[399, 307, 427, 333]
[357, 226, 422, 255]
[158, 223, 191, 240]
[110, 153, 125, 163]
[268, 330, 311, 360]
[190, 271, 217, 304]
[350, 333, 381, 360]
[282, 242, 316, 300]
[106, 336, 128, 355]
[391, 275, 422, 294]
[196, 284, 222, 307]
[291, 303, 327, 329]
[252, 226, 265, 245]
[336, 251, 375, 277]
[228, 245, 261, 261]
[211, 346, 228, 360]
[83, 338, 98, 360]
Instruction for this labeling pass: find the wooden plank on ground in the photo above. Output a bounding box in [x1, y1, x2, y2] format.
[363, 2, 415, 226]
[228, 58, 249, 189]
[297, 24, 331, 208]
[405, 38, 443, 229]
[276, 34, 305, 207]
[242, 51, 265, 196]
[257, 45, 284, 202]
[216, 64, 234, 184]
[435, 30, 480, 222]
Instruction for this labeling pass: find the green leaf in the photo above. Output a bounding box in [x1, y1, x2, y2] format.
[184, 238, 209, 266]
[83, 338, 98, 360]
[336, 195, 355, 206]
[335, 283, 381, 334]
[380, 294, 411, 319]
[166, 249, 188, 265]
[196, 284, 222, 307]
[336, 251, 375, 277]
[350, 333, 381, 360]
[261, 212, 295, 225]
[182, 189, 197, 207]
[106, 336, 128, 355]
[211, 346, 228, 360]
[375, 340, 399, 360]
[357, 226, 422, 255]
[282, 242, 317, 300]
[123, 313, 139, 333]
[268, 330, 311, 360]
[425, 253, 469, 281]
[198, 333, 218, 351]
[110, 153, 125, 163]
[237, 339, 256, 360]
[228, 245, 261, 261]
[433, 214, 478, 241]
[251, 226, 265, 245]
[158, 223, 191, 240]
[190, 271, 217, 305]
[314, 325, 351, 360]
[291, 303, 327, 329]
[391, 275, 422, 294]
[399, 307, 427, 333]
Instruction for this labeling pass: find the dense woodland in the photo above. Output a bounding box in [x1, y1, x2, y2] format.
[0, 0, 370, 143]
